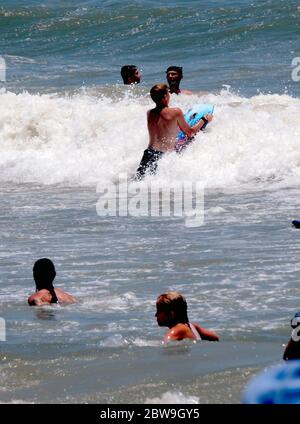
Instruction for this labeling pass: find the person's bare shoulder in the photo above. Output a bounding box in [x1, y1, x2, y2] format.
[180, 89, 209, 96]
[196, 91, 208, 96]
[28, 290, 51, 306]
[55, 288, 77, 304]
[158, 107, 179, 121]
[166, 107, 183, 118]
[171, 107, 183, 113]
[181, 89, 194, 95]
[164, 324, 189, 341]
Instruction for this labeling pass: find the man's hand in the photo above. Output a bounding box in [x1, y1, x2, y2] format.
[204, 113, 213, 123]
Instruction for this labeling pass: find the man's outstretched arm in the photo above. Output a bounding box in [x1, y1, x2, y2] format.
[176, 109, 213, 137]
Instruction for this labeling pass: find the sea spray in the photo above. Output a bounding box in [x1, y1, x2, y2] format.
[1, 89, 300, 189]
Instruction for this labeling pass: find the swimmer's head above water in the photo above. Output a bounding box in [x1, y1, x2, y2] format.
[166, 66, 183, 79]
[33, 258, 58, 303]
[166, 66, 183, 94]
[28, 258, 77, 306]
[150, 83, 170, 107]
[155, 291, 219, 342]
[33, 258, 56, 289]
[120, 65, 141, 85]
[155, 291, 189, 327]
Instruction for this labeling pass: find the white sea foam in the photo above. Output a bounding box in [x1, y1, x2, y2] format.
[144, 391, 200, 404]
[0, 90, 300, 189]
[0, 400, 34, 404]
[206, 206, 227, 214]
[99, 334, 130, 347]
[80, 291, 139, 312]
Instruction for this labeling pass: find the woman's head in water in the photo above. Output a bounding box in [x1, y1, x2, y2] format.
[33, 258, 58, 303]
[155, 291, 189, 327]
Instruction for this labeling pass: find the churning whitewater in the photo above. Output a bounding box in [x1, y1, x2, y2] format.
[0, 88, 300, 189]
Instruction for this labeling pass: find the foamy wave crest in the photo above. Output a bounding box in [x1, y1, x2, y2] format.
[1, 89, 300, 188]
[144, 391, 199, 404]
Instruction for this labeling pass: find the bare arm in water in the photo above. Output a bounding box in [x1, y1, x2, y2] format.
[28, 288, 77, 306]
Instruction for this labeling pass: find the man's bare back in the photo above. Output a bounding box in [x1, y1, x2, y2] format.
[135, 83, 212, 180]
[147, 106, 183, 152]
[147, 103, 211, 153]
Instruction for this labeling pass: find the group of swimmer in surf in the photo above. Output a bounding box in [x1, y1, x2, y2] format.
[28, 257, 300, 352]
[28, 258, 219, 342]
[27, 65, 300, 353]
[121, 65, 213, 180]
[27, 67, 217, 342]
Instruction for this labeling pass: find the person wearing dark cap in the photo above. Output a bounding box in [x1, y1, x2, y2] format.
[120, 65, 141, 85]
[28, 258, 77, 306]
[283, 311, 300, 360]
[166, 66, 193, 95]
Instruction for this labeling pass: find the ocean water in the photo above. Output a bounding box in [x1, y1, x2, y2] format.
[1, 0, 300, 95]
[1, 0, 300, 404]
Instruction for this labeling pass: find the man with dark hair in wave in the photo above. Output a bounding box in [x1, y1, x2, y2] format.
[166, 66, 193, 95]
[134, 83, 212, 180]
[120, 65, 141, 85]
[166, 65, 207, 95]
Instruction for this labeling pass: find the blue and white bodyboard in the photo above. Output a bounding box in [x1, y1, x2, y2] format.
[176, 104, 214, 150]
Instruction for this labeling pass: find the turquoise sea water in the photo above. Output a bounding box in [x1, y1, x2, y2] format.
[1, 0, 300, 95]
[1, 0, 300, 404]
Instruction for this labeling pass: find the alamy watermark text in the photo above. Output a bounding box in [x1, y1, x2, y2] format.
[96, 174, 205, 227]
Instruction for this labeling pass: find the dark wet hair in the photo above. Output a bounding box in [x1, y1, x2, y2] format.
[166, 66, 183, 78]
[120, 65, 138, 83]
[33, 258, 58, 304]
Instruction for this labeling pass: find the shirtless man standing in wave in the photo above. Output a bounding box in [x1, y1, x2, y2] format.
[135, 83, 213, 180]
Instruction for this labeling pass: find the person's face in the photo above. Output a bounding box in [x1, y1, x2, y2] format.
[166, 71, 181, 85]
[155, 304, 173, 326]
[132, 68, 141, 84]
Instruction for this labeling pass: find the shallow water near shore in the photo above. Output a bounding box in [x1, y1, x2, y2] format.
[1, 183, 300, 403]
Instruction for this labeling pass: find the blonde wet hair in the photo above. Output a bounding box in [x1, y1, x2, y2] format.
[150, 83, 169, 105]
[156, 291, 189, 324]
